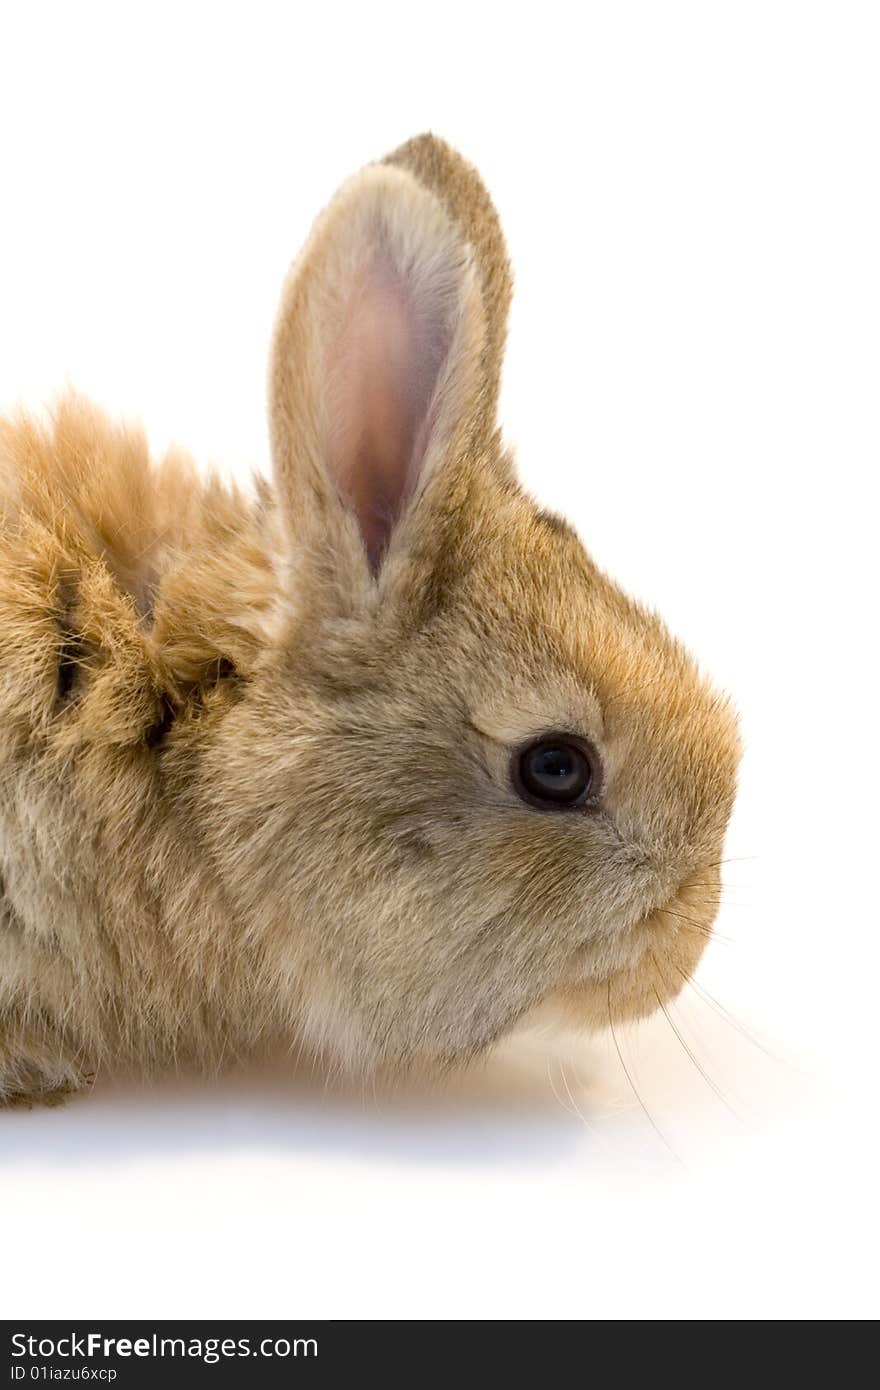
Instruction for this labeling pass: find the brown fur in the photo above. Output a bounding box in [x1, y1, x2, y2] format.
[0, 135, 740, 1105]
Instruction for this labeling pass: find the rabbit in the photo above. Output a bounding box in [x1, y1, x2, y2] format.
[0, 134, 740, 1107]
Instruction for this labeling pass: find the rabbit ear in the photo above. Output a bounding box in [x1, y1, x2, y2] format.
[385, 133, 512, 435]
[269, 137, 509, 593]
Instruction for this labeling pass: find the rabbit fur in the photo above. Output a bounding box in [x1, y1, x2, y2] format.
[0, 135, 740, 1106]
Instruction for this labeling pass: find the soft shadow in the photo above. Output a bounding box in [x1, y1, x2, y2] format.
[0, 1031, 595, 1171]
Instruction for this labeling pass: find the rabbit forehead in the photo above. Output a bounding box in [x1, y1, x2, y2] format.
[435, 488, 721, 707]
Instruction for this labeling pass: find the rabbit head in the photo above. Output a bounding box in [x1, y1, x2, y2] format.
[196, 135, 741, 1073]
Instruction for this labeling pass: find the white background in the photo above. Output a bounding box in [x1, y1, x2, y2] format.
[1, 2, 877, 1320]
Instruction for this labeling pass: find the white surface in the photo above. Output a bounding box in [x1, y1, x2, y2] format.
[1, 2, 877, 1320]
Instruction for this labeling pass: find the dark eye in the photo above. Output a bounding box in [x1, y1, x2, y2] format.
[512, 734, 599, 811]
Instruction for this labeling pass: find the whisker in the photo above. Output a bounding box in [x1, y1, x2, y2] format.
[607, 982, 684, 1167]
[546, 1057, 579, 1120]
[558, 1057, 608, 1144]
[659, 907, 735, 946]
[672, 965, 778, 1060]
[677, 881, 731, 892]
[650, 968, 745, 1122]
[663, 908, 720, 931]
[698, 857, 757, 869]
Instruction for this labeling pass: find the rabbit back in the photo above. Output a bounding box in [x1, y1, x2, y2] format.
[0, 396, 285, 1077]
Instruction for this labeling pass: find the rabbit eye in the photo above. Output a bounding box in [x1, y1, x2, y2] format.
[513, 735, 599, 811]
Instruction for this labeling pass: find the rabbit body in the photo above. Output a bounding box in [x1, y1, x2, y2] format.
[0, 137, 740, 1105]
[0, 406, 287, 1100]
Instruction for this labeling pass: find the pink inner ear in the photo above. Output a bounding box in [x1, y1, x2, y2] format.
[325, 254, 454, 573]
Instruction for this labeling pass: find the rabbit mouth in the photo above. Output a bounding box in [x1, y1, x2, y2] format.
[637, 865, 723, 941]
[598, 866, 722, 968]
[545, 866, 724, 1031]
[616, 865, 723, 984]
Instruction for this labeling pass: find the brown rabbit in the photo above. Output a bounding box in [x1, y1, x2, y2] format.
[0, 135, 740, 1106]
